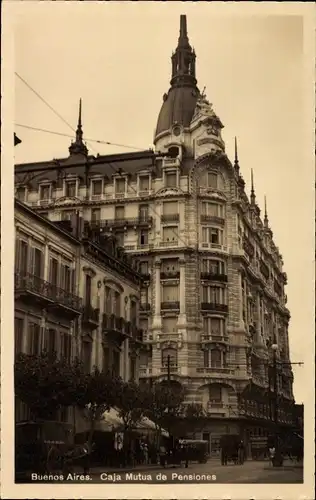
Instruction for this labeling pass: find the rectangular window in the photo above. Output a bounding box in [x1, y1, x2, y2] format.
[29, 323, 41, 355]
[105, 286, 112, 314]
[140, 261, 148, 274]
[16, 187, 26, 202]
[209, 385, 222, 402]
[60, 407, 68, 423]
[162, 317, 177, 333]
[61, 333, 71, 363]
[139, 204, 149, 221]
[47, 328, 57, 354]
[163, 201, 178, 215]
[85, 274, 92, 306]
[65, 181, 76, 197]
[92, 180, 102, 196]
[91, 208, 101, 222]
[165, 172, 177, 187]
[140, 288, 148, 305]
[211, 349, 222, 368]
[202, 286, 208, 302]
[40, 185, 50, 200]
[15, 317, 24, 354]
[202, 227, 222, 245]
[210, 318, 221, 335]
[114, 291, 121, 317]
[49, 258, 59, 286]
[201, 202, 218, 216]
[61, 264, 72, 292]
[115, 206, 125, 219]
[112, 350, 121, 377]
[162, 226, 178, 242]
[139, 176, 149, 191]
[204, 350, 209, 368]
[139, 318, 148, 333]
[130, 301, 137, 325]
[161, 258, 179, 273]
[210, 286, 221, 303]
[207, 173, 218, 189]
[162, 285, 179, 302]
[139, 230, 148, 246]
[130, 357, 136, 381]
[33, 248, 43, 278]
[203, 317, 210, 334]
[19, 240, 29, 275]
[115, 178, 126, 194]
[115, 232, 124, 247]
[82, 341, 92, 373]
[103, 347, 109, 372]
[162, 348, 177, 367]
[61, 210, 76, 221]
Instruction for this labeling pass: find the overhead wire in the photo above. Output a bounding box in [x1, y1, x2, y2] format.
[15, 73, 294, 361]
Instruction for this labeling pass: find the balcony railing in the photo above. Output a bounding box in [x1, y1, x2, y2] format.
[197, 367, 233, 375]
[159, 240, 179, 247]
[160, 365, 178, 374]
[200, 271, 227, 282]
[200, 214, 225, 225]
[15, 272, 82, 313]
[161, 214, 180, 223]
[201, 302, 228, 313]
[201, 334, 229, 343]
[90, 216, 153, 230]
[207, 401, 224, 409]
[160, 271, 180, 280]
[82, 304, 100, 328]
[102, 314, 143, 343]
[161, 301, 180, 310]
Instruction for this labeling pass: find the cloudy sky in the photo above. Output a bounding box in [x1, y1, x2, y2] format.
[10, 2, 314, 402]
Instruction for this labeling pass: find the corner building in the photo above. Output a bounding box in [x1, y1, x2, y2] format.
[15, 16, 295, 454]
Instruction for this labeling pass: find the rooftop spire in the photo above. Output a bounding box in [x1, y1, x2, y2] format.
[234, 137, 240, 174]
[69, 98, 88, 156]
[250, 168, 256, 205]
[170, 15, 197, 88]
[264, 195, 269, 227]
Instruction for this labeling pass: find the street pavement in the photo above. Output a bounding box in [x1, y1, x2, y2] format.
[86, 459, 303, 484]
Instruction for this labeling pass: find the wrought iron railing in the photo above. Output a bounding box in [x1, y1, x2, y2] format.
[200, 271, 227, 282]
[201, 302, 228, 313]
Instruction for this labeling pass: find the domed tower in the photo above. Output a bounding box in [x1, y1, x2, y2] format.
[154, 15, 200, 155]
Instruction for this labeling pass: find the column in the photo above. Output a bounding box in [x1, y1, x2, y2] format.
[152, 260, 161, 328]
[256, 293, 262, 344]
[178, 258, 187, 325]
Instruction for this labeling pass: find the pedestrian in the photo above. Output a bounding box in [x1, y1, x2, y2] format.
[268, 446, 276, 467]
[159, 444, 167, 467]
[143, 443, 149, 465]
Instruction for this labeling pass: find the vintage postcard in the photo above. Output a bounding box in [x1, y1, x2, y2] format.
[1, 1, 315, 499]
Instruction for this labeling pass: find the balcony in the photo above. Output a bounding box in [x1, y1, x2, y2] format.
[90, 216, 153, 230]
[139, 366, 153, 377]
[207, 401, 225, 411]
[140, 273, 150, 281]
[200, 271, 227, 283]
[161, 301, 180, 310]
[160, 271, 180, 280]
[140, 303, 151, 313]
[200, 214, 225, 226]
[81, 304, 100, 330]
[160, 365, 179, 374]
[102, 313, 129, 345]
[129, 324, 144, 344]
[161, 214, 180, 223]
[201, 302, 228, 313]
[15, 272, 82, 317]
[201, 334, 229, 344]
[159, 240, 179, 248]
[197, 367, 234, 375]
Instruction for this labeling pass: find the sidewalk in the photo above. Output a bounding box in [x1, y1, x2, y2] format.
[74, 463, 159, 474]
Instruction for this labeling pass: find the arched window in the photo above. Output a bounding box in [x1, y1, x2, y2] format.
[209, 385, 222, 402]
[211, 348, 222, 368]
[161, 347, 178, 367]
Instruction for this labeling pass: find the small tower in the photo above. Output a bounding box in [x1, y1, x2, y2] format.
[250, 169, 256, 206]
[264, 195, 269, 228]
[69, 98, 88, 156]
[234, 137, 240, 175]
[170, 15, 197, 89]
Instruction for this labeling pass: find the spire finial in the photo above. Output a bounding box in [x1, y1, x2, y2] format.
[170, 15, 197, 87]
[250, 168, 256, 205]
[234, 137, 240, 173]
[69, 98, 88, 156]
[264, 195, 269, 227]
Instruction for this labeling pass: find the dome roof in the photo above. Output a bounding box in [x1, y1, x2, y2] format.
[153, 15, 200, 143]
[155, 86, 199, 139]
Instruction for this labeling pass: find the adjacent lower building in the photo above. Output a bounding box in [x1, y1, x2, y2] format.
[14, 199, 143, 426]
[14, 15, 296, 454]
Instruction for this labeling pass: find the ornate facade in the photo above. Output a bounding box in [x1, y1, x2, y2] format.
[14, 15, 295, 454]
[15, 199, 143, 425]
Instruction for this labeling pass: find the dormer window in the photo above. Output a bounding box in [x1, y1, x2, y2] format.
[165, 172, 177, 188]
[65, 181, 76, 197]
[139, 176, 150, 192]
[39, 184, 51, 201]
[207, 173, 218, 189]
[16, 186, 26, 202]
[91, 180, 102, 196]
[115, 178, 126, 195]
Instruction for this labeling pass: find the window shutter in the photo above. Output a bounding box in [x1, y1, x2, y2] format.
[20, 241, 29, 275]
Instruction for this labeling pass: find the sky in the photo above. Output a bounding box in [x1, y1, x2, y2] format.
[11, 1, 314, 403]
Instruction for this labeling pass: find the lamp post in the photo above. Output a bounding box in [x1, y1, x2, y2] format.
[167, 355, 171, 383]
